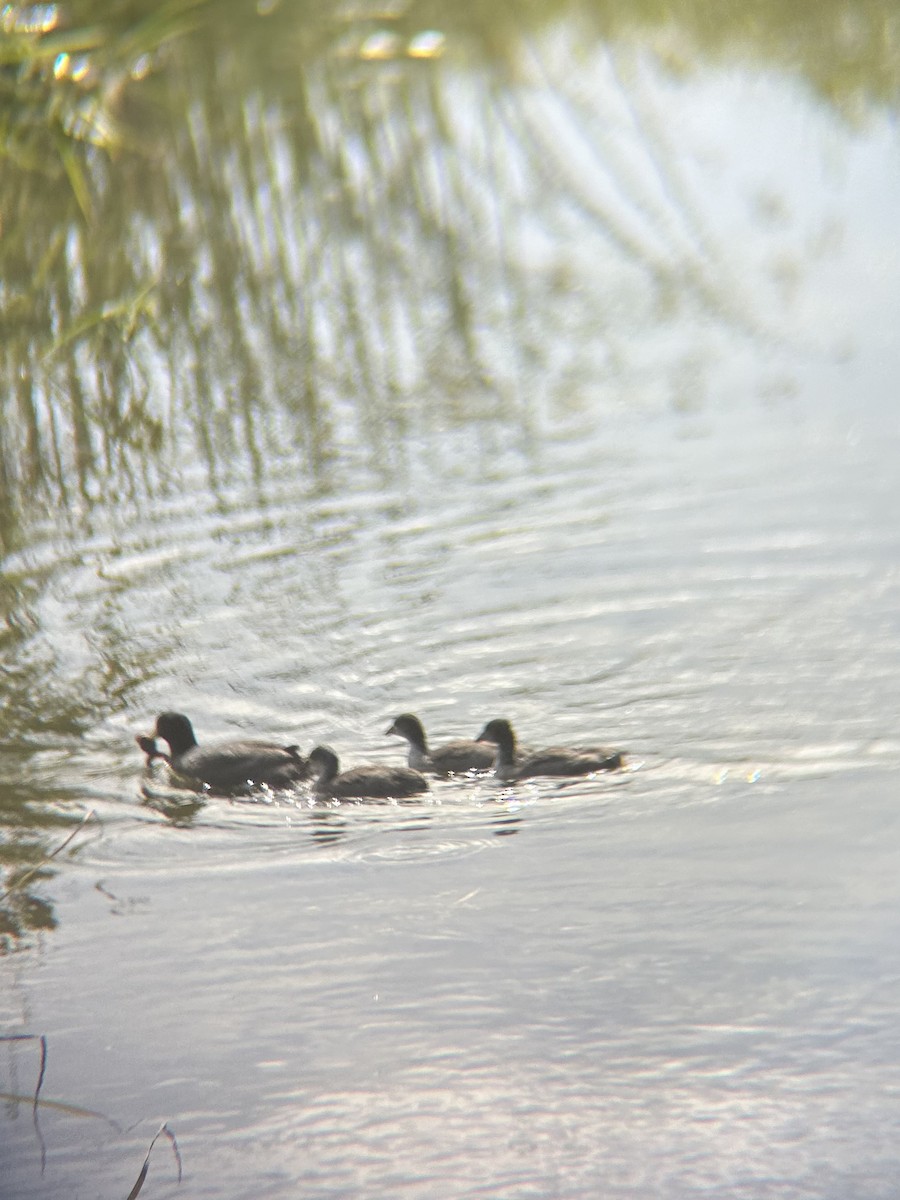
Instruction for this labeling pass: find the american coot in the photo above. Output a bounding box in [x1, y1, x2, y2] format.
[138, 711, 308, 794]
[307, 745, 429, 800]
[476, 718, 624, 781]
[385, 713, 495, 775]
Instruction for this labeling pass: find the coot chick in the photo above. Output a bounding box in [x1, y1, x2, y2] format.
[138, 711, 308, 794]
[385, 713, 495, 775]
[476, 718, 624, 781]
[307, 745, 429, 800]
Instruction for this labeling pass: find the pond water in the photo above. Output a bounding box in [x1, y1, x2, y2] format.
[2, 5, 900, 1198]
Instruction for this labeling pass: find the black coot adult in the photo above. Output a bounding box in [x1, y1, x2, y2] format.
[138, 711, 308, 794]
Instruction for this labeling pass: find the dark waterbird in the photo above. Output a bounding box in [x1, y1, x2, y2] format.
[307, 745, 429, 800]
[476, 718, 624, 781]
[385, 712, 495, 775]
[137, 711, 308, 794]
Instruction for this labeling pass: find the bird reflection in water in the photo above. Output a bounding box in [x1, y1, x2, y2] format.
[307, 808, 351, 847]
[491, 813, 521, 837]
[139, 785, 205, 828]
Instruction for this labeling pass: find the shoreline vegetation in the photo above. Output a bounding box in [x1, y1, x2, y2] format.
[1, 0, 898, 539]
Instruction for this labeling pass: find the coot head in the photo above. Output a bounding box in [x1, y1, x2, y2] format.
[153, 712, 199, 757]
[385, 713, 427, 746]
[476, 718, 516, 753]
[307, 745, 340, 784]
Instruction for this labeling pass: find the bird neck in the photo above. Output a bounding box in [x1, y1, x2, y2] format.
[495, 727, 516, 765]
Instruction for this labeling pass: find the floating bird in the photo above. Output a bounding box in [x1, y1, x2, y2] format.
[307, 744, 429, 800]
[385, 712, 495, 774]
[476, 718, 624, 781]
[137, 711, 308, 794]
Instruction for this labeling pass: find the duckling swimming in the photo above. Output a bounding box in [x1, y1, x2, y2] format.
[307, 744, 429, 800]
[476, 718, 624, 781]
[385, 713, 495, 775]
[138, 711, 308, 794]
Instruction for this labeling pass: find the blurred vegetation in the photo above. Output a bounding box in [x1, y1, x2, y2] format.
[0, 0, 899, 547]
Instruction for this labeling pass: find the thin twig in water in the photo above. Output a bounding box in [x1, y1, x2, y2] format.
[0, 1032, 48, 1168]
[0, 1032, 47, 1112]
[0, 808, 98, 904]
[126, 1122, 183, 1199]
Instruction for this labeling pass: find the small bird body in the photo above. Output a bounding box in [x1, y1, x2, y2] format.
[138, 711, 307, 794]
[476, 718, 624, 781]
[385, 713, 495, 775]
[308, 745, 429, 800]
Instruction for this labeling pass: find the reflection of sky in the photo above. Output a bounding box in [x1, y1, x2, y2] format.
[673, 68, 900, 360]
[495, 46, 900, 423]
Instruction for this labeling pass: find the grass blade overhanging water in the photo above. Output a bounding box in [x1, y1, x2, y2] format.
[125, 1122, 183, 1200]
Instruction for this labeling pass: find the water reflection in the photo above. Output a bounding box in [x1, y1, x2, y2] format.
[136, 766, 526, 852]
[3, 0, 899, 541]
[0, 809, 95, 953]
[139, 785, 206, 827]
[0, 863, 57, 950]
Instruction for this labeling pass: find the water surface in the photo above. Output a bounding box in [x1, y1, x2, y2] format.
[2, 4, 900, 1197]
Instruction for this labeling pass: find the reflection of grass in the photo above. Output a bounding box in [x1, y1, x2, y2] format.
[0, 810, 95, 953]
[0, 872, 57, 948]
[1, 0, 898, 538]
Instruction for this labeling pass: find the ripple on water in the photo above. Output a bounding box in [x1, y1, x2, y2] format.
[69, 760, 650, 878]
[72, 776, 523, 874]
